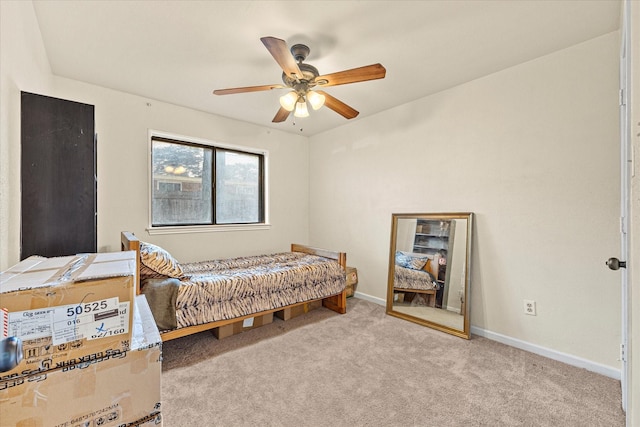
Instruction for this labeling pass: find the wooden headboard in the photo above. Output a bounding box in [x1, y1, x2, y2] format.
[291, 243, 347, 271]
[121, 231, 142, 295]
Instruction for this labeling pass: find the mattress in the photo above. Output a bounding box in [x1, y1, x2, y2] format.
[170, 252, 345, 329]
[393, 264, 439, 291]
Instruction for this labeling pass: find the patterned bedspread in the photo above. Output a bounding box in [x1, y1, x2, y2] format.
[174, 252, 345, 329]
[394, 265, 439, 291]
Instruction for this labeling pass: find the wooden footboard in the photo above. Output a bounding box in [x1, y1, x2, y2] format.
[121, 232, 348, 341]
[291, 243, 347, 315]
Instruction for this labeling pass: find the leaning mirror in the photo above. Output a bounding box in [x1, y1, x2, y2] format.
[386, 213, 473, 339]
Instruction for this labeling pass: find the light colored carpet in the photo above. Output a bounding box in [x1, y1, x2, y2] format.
[161, 298, 625, 426]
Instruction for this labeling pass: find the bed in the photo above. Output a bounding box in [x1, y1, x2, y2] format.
[121, 232, 347, 341]
[393, 251, 441, 307]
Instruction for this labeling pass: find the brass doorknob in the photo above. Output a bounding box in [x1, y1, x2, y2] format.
[606, 258, 626, 270]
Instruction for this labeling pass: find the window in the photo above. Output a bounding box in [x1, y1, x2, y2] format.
[150, 133, 266, 229]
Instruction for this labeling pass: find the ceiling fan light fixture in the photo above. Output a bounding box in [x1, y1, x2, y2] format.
[307, 90, 325, 110]
[279, 91, 298, 112]
[215, 37, 386, 124]
[294, 99, 309, 118]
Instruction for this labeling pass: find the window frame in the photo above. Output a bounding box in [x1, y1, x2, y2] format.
[147, 130, 270, 235]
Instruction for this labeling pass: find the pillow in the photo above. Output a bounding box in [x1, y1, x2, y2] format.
[139, 241, 184, 278]
[395, 251, 429, 270]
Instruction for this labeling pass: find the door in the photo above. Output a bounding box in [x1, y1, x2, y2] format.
[20, 92, 96, 259]
[608, 2, 631, 413]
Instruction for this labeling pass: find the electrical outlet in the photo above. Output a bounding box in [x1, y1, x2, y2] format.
[524, 300, 536, 316]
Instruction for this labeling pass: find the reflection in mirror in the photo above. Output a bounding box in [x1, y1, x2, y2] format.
[386, 213, 473, 339]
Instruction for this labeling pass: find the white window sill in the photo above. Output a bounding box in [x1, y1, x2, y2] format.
[147, 223, 271, 235]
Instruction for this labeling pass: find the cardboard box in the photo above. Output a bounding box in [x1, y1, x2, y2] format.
[274, 299, 322, 321]
[127, 412, 163, 426]
[345, 266, 358, 297]
[0, 251, 136, 378]
[213, 312, 274, 339]
[0, 295, 162, 427]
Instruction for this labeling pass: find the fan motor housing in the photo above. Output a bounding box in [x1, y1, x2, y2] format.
[282, 63, 319, 87]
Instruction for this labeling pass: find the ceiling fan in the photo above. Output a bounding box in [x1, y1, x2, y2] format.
[213, 36, 386, 123]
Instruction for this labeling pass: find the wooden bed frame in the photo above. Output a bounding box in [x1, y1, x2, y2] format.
[393, 288, 437, 307]
[120, 231, 347, 341]
[393, 257, 440, 308]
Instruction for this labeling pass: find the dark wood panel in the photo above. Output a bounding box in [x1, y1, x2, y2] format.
[21, 92, 96, 259]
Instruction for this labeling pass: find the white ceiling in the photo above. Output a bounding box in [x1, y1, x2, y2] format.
[32, 1, 621, 136]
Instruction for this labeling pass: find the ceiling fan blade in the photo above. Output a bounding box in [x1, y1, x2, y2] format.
[213, 84, 284, 95]
[316, 63, 386, 87]
[272, 106, 290, 123]
[317, 91, 359, 119]
[260, 36, 303, 80]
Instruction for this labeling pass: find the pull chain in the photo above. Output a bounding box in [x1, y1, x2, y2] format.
[292, 117, 303, 132]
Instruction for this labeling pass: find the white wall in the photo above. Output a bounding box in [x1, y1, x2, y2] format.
[0, 1, 310, 269]
[0, 0, 53, 270]
[309, 32, 621, 370]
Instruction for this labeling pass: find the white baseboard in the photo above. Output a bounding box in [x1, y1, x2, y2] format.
[471, 326, 621, 380]
[353, 291, 386, 306]
[353, 292, 620, 380]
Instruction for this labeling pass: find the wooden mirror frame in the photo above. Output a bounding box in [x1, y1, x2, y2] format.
[386, 212, 474, 339]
